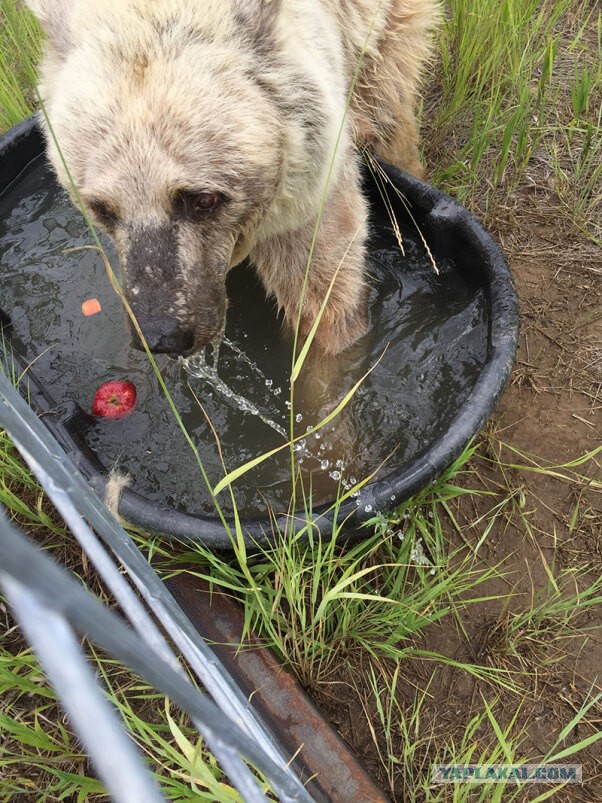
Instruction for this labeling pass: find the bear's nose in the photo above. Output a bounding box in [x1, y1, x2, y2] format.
[130, 317, 195, 355]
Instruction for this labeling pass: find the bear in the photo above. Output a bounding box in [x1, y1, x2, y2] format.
[25, 0, 440, 358]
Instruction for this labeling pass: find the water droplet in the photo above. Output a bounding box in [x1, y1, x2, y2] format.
[364, 504, 373, 513]
[295, 413, 302, 423]
[330, 470, 341, 481]
[320, 459, 329, 470]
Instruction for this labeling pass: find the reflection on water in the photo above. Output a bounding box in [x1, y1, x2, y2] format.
[0, 158, 487, 517]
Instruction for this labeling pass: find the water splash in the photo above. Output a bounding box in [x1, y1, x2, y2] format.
[181, 343, 288, 440]
[181, 340, 347, 477]
[224, 337, 285, 402]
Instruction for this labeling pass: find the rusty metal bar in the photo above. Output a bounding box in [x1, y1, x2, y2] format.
[167, 574, 391, 803]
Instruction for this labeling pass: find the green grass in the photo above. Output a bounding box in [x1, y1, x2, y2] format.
[1, 0, 601, 800]
[426, 0, 602, 237]
[366, 666, 601, 802]
[158, 444, 515, 686]
[0, 0, 40, 130]
[0, 642, 247, 801]
[484, 568, 602, 669]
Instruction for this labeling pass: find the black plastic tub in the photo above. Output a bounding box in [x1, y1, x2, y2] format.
[0, 117, 519, 548]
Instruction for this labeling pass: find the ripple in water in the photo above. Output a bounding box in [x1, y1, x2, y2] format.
[0, 158, 488, 517]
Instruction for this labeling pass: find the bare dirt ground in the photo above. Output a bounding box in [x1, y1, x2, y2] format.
[312, 174, 602, 801]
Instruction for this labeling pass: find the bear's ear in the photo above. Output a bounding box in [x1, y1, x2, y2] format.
[24, 0, 74, 52]
[232, 0, 282, 41]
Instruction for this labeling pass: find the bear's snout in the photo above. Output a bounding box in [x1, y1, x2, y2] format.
[129, 315, 195, 356]
[120, 222, 228, 357]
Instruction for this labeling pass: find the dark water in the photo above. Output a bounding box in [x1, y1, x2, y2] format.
[0, 158, 488, 517]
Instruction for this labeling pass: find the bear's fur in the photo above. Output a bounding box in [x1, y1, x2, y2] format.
[26, 0, 440, 356]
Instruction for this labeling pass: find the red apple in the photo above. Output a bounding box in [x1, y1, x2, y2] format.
[92, 380, 137, 419]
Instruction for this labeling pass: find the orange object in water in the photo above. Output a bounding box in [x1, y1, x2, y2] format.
[82, 298, 102, 316]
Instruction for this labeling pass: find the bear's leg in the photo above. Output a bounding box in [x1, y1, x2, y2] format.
[251, 159, 370, 356]
[351, 0, 440, 177]
[372, 103, 425, 179]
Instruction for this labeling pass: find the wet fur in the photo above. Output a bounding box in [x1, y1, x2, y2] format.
[27, 0, 440, 356]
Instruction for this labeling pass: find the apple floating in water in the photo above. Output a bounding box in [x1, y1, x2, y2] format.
[92, 381, 137, 419]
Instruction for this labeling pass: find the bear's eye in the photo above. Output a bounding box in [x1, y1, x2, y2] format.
[176, 190, 226, 221]
[89, 200, 119, 230]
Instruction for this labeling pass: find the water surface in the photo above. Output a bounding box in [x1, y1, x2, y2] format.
[0, 158, 487, 517]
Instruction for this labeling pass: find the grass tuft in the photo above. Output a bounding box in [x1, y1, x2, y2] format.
[426, 0, 602, 236]
[0, 0, 40, 130]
